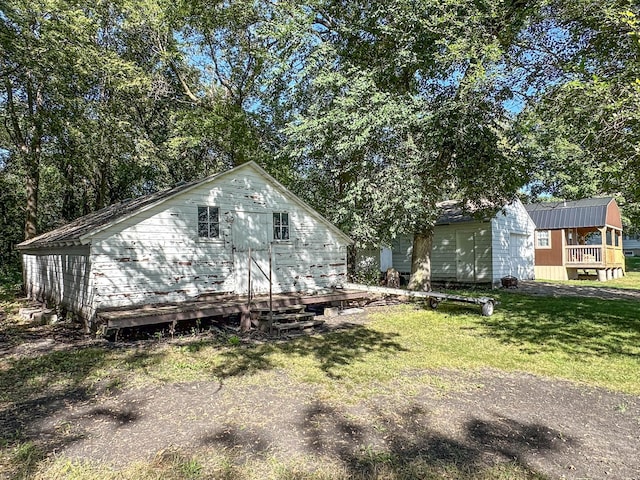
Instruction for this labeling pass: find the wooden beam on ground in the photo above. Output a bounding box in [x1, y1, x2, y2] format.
[342, 283, 496, 315]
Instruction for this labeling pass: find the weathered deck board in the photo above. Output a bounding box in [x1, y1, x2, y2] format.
[98, 290, 366, 329]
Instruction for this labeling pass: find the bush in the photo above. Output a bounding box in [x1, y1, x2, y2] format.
[0, 264, 22, 300]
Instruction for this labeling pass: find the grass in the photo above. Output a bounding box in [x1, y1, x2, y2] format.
[538, 271, 640, 289]
[1, 280, 639, 478]
[3, 447, 547, 480]
[626, 256, 640, 272]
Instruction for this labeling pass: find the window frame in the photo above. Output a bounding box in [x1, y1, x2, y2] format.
[197, 206, 220, 240]
[272, 212, 290, 241]
[535, 230, 552, 249]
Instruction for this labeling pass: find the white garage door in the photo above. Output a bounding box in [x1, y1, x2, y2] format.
[509, 233, 532, 280]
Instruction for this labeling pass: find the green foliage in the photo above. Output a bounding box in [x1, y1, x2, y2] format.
[0, 0, 274, 250]
[1, 0, 639, 271]
[0, 166, 24, 268]
[626, 256, 640, 272]
[275, 0, 535, 247]
[516, 0, 640, 224]
[352, 252, 382, 286]
[0, 265, 22, 302]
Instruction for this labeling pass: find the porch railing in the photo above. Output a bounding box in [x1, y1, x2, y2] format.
[565, 245, 602, 265]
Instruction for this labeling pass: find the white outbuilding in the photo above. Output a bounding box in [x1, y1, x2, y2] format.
[17, 161, 352, 328]
[383, 198, 536, 287]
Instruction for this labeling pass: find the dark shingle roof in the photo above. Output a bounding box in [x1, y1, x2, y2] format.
[435, 199, 497, 224]
[17, 178, 204, 250]
[524, 198, 613, 229]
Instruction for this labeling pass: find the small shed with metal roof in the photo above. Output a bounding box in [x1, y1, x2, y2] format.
[382, 198, 535, 286]
[524, 198, 625, 281]
[17, 161, 352, 328]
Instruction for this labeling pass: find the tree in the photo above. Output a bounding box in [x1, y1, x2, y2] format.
[0, 0, 161, 237]
[516, 0, 640, 227]
[161, 0, 279, 177]
[0, 1, 107, 238]
[273, 0, 535, 289]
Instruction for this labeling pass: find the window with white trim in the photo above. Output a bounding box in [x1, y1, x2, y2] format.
[273, 212, 289, 240]
[536, 230, 551, 248]
[198, 206, 219, 238]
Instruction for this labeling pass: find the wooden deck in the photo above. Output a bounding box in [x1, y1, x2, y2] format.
[564, 245, 625, 269]
[97, 289, 368, 329]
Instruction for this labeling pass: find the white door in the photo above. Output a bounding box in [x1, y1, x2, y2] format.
[232, 212, 270, 295]
[456, 231, 476, 281]
[510, 233, 531, 280]
[380, 247, 393, 271]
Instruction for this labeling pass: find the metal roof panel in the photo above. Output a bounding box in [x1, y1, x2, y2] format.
[524, 198, 613, 229]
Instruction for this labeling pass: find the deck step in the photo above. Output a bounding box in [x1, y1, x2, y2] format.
[273, 319, 325, 333]
[253, 304, 306, 314]
[261, 312, 315, 323]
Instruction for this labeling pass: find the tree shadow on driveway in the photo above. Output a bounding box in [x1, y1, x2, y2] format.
[0, 344, 161, 468]
[198, 397, 572, 478]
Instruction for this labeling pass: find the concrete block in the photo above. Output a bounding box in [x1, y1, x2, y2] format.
[31, 309, 58, 325]
[323, 307, 340, 317]
[18, 307, 41, 320]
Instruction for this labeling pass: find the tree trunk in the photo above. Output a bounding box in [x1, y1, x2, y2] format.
[4, 77, 42, 240]
[24, 158, 40, 240]
[408, 230, 433, 291]
[95, 159, 109, 210]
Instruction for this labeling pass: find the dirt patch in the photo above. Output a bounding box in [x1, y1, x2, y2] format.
[0, 317, 105, 361]
[12, 368, 640, 479]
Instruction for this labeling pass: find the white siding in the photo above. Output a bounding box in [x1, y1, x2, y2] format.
[390, 237, 413, 273]
[22, 247, 93, 319]
[431, 222, 493, 282]
[88, 165, 349, 310]
[387, 200, 535, 285]
[490, 200, 535, 283]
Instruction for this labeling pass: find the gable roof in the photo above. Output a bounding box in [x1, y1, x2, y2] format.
[436, 200, 487, 224]
[435, 198, 520, 225]
[18, 161, 352, 250]
[524, 197, 614, 230]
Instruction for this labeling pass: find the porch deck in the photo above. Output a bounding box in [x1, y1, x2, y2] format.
[565, 245, 626, 269]
[97, 289, 368, 330]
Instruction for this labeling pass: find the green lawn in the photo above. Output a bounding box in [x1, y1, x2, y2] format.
[626, 255, 640, 272]
[1, 285, 639, 479]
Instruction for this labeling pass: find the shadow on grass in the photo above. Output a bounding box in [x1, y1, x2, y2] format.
[481, 293, 640, 357]
[304, 401, 565, 477]
[0, 345, 165, 473]
[211, 325, 407, 380]
[198, 399, 562, 479]
[0, 322, 406, 476]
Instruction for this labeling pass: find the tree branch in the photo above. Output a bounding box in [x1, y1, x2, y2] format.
[168, 60, 200, 103]
[4, 77, 25, 146]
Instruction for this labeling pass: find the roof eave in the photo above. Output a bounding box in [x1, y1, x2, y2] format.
[17, 239, 85, 252]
